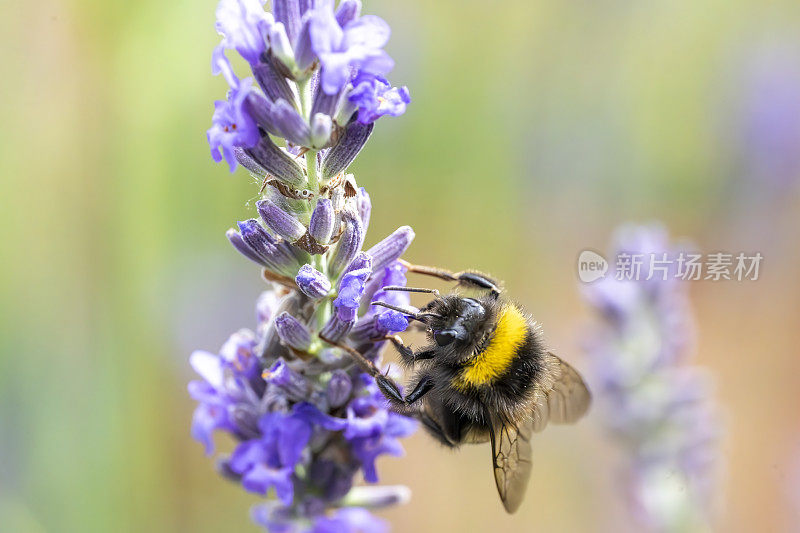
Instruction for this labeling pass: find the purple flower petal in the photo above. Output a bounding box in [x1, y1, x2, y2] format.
[208, 78, 260, 173]
[191, 403, 229, 455]
[277, 415, 312, 466]
[242, 464, 295, 504]
[334, 0, 361, 27]
[309, 6, 394, 94]
[293, 402, 348, 431]
[230, 439, 270, 474]
[273, 0, 302, 43]
[215, 0, 272, 65]
[312, 508, 388, 533]
[376, 310, 408, 333]
[190, 350, 225, 388]
[333, 260, 371, 320]
[349, 75, 410, 124]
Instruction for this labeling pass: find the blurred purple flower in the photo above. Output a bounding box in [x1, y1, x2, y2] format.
[582, 224, 722, 531]
[735, 42, 800, 192]
[345, 383, 417, 483]
[312, 508, 388, 533]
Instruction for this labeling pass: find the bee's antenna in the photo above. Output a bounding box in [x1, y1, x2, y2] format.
[370, 301, 441, 320]
[381, 286, 440, 297]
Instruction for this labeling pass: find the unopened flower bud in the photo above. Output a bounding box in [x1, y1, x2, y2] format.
[263, 358, 310, 401]
[326, 370, 352, 408]
[268, 22, 296, 70]
[257, 199, 307, 242]
[310, 113, 333, 148]
[243, 134, 306, 187]
[295, 264, 332, 299]
[329, 210, 364, 277]
[274, 312, 312, 351]
[309, 198, 335, 244]
[367, 226, 415, 272]
[321, 121, 374, 179]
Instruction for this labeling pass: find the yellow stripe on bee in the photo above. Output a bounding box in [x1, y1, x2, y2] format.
[454, 305, 528, 390]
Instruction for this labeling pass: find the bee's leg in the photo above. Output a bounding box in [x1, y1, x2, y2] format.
[378, 375, 435, 415]
[404, 375, 435, 405]
[384, 335, 435, 365]
[377, 372, 434, 408]
[318, 333, 406, 405]
[398, 260, 501, 298]
[419, 412, 456, 448]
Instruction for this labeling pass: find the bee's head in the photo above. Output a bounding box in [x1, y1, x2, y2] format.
[423, 296, 495, 359]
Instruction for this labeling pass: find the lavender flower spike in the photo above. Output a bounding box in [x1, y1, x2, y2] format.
[196, 1, 417, 530]
[582, 224, 723, 531]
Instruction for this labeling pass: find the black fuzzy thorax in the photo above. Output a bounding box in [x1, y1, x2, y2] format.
[411, 295, 548, 446]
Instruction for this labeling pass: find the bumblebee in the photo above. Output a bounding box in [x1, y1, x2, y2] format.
[322, 261, 591, 514]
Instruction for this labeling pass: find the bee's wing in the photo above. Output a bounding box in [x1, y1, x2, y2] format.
[489, 415, 533, 514]
[531, 352, 591, 432]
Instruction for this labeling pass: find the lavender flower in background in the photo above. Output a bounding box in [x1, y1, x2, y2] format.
[582, 224, 722, 532]
[193, 1, 418, 531]
[733, 40, 800, 193]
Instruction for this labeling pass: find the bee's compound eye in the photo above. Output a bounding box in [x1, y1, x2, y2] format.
[434, 330, 457, 346]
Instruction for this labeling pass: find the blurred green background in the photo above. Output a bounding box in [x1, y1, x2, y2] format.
[2, 0, 800, 531]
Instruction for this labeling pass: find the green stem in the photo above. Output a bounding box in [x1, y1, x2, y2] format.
[296, 78, 310, 119]
[305, 149, 319, 192]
